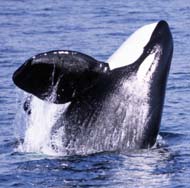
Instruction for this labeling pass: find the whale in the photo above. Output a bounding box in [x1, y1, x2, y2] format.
[13, 20, 173, 155]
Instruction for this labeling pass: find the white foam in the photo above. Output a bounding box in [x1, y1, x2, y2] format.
[18, 96, 68, 156]
[107, 22, 158, 70]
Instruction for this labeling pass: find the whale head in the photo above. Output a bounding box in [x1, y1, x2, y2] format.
[108, 20, 173, 80]
[106, 20, 173, 147]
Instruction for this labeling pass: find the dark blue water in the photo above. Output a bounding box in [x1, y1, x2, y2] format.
[0, 0, 190, 187]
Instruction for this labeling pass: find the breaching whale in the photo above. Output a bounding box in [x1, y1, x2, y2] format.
[13, 20, 173, 155]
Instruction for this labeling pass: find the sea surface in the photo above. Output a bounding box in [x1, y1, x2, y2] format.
[0, 0, 190, 187]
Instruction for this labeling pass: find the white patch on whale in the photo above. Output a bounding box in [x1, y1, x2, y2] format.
[107, 22, 158, 70]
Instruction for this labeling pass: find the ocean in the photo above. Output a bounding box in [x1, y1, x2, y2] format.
[0, 0, 190, 187]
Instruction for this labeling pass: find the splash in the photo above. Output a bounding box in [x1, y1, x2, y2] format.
[16, 94, 68, 156]
[15, 62, 69, 156]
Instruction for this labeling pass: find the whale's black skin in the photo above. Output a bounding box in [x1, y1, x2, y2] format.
[13, 50, 109, 104]
[13, 20, 173, 154]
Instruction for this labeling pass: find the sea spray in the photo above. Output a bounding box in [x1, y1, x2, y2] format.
[17, 95, 68, 156]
